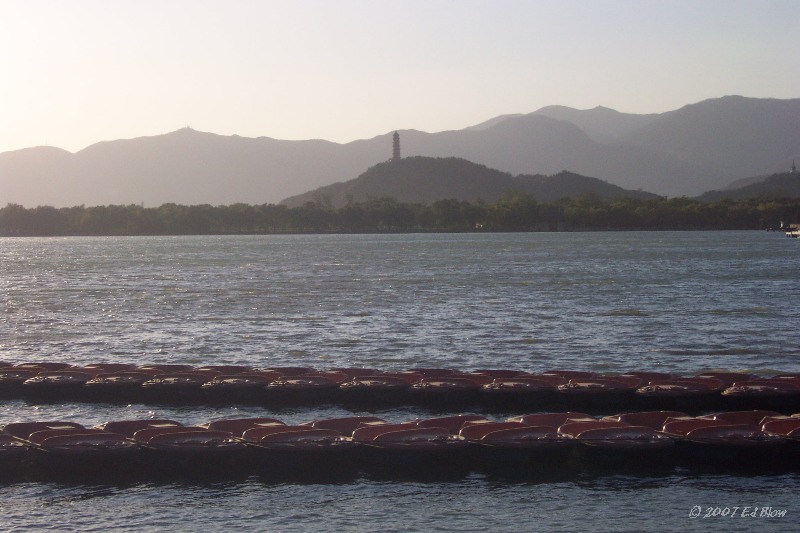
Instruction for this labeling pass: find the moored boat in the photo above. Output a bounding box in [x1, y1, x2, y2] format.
[200, 372, 279, 404]
[408, 376, 487, 407]
[100, 419, 245, 474]
[556, 376, 643, 413]
[0, 367, 40, 398]
[352, 422, 468, 472]
[21, 369, 100, 401]
[338, 374, 419, 407]
[661, 418, 785, 465]
[307, 416, 388, 435]
[557, 420, 673, 463]
[413, 414, 491, 434]
[241, 425, 357, 473]
[635, 377, 726, 412]
[140, 370, 220, 404]
[203, 417, 286, 435]
[698, 410, 781, 426]
[459, 420, 573, 468]
[2, 421, 138, 474]
[721, 378, 800, 412]
[762, 417, 800, 461]
[262, 373, 347, 405]
[0, 434, 29, 478]
[507, 411, 594, 426]
[601, 410, 689, 430]
[481, 375, 565, 411]
[83, 370, 163, 402]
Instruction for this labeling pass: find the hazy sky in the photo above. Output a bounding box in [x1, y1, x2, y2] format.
[2, 0, 798, 154]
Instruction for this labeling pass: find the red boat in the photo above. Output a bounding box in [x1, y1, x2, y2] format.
[242, 425, 354, 456]
[203, 417, 285, 436]
[140, 371, 220, 404]
[617, 371, 676, 382]
[413, 414, 491, 434]
[557, 420, 673, 459]
[200, 373, 276, 404]
[409, 376, 486, 406]
[258, 366, 316, 376]
[601, 411, 689, 430]
[762, 417, 800, 460]
[721, 379, 800, 412]
[459, 420, 573, 467]
[470, 369, 526, 379]
[542, 370, 598, 380]
[21, 369, 101, 401]
[196, 365, 255, 374]
[15, 362, 74, 371]
[406, 368, 459, 379]
[329, 367, 383, 378]
[481, 375, 565, 411]
[352, 422, 468, 471]
[2, 421, 138, 471]
[137, 364, 195, 373]
[338, 374, 419, 407]
[636, 377, 726, 412]
[100, 419, 245, 474]
[695, 372, 757, 387]
[508, 412, 593, 426]
[98, 419, 183, 436]
[307, 416, 388, 436]
[762, 417, 800, 436]
[0, 434, 29, 477]
[84, 370, 162, 402]
[556, 376, 643, 413]
[0, 367, 40, 398]
[133, 426, 244, 455]
[661, 417, 785, 464]
[83, 363, 139, 373]
[698, 410, 781, 426]
[262, 373, 346, 405]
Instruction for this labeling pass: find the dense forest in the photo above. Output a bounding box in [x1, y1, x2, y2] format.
[1, 195, 799, 236]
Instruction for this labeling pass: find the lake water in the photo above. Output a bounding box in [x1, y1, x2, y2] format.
[1, 231, 798, 531]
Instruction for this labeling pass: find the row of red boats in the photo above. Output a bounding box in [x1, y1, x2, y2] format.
[2, 362, 799, 413]
[1, 410, 799, 479]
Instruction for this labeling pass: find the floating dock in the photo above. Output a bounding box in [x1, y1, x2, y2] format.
[1, 363, 799, 414]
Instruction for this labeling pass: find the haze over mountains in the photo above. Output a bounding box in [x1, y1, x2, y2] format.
[1, 96, 798, 207]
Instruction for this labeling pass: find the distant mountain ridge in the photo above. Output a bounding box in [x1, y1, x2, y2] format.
[281, 156, 659, 208]
[1, 96, 798, 207]
[697, 172, 800, 201]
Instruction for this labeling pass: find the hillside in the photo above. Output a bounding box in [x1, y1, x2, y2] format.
[697, 172, 800, 201]
[281, 156, 659, 208]
[1, 96, 798, 207]
[620, 96, 800, 179]
[533, 105, 658, 143]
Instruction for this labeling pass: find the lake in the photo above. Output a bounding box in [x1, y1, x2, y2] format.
[1, 231, 798, 531]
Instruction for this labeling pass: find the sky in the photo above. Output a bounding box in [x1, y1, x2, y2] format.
[1, 0, 798, 154]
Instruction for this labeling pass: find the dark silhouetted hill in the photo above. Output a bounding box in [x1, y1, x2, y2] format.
[281, 156, 659, 208]
[697, 172, 800, 201]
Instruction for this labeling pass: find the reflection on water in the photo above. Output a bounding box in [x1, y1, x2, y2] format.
[1, 232, 798, 531]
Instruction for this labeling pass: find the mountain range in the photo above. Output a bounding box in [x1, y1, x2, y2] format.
[1, 96, 798, 207]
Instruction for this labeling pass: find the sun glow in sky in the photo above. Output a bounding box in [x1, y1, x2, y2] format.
[1, 0, 798, 154]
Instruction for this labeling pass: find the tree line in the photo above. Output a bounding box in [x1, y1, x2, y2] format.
[1, 194, 798, 236]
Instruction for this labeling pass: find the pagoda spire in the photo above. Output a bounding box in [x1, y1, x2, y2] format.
[392, 131, 401, 161]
